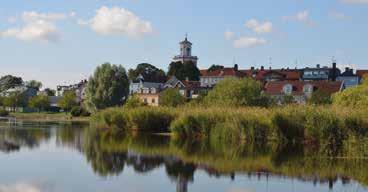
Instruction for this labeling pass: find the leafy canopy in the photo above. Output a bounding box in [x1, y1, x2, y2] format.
[29, 95, 50, 112]
[168, 61, 200, 81]
[160, 88, 186, 107]
[0, 75, 23, 92]
[128, 63, 167, 83]
[26, 80, 43, 90]
[333, 79, 368, 108]
[204, 77, 265, 107]
[58, 91, 78, 112]
[84, 63, 129, 112]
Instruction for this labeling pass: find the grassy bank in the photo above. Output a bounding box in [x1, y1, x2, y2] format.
[12, 112, 90, 122]
[91, 105, 368, 145]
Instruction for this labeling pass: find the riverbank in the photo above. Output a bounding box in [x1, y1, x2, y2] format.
[11, 112, 90, 122]
[91, 105, 368, 146]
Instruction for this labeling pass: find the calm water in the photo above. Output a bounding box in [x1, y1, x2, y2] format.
[0, 121, 367, 192]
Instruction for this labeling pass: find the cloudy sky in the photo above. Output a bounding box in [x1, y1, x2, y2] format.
[0, 0, 367, 88]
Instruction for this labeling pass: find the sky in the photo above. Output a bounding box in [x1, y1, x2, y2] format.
[0, 0, 367, 89]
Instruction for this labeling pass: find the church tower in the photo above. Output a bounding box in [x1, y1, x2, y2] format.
[172, 35, 198, 65]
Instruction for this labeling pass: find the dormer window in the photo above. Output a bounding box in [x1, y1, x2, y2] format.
[283, 84, 293, 95]
[303, 84, 314, 94]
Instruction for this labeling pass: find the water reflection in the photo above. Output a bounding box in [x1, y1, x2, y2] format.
[0, 121, 367, 192]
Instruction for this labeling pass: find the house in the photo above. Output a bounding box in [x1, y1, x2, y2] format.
[164, 76, 201, 99]
[241, 66, 301, 82]
[200, 64, 246, 87]
[0, 85, 37, 98]
[336, 67, 360, 88]
[300, 63, 340, 81]
[135, 83, 163, 106]
[264, 81, 344, 104]
[56, 80, 88, 103]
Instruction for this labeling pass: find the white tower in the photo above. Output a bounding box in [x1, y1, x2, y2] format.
[172, 35, 198, 65]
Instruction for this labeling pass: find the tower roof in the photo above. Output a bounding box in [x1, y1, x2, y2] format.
[180, 35, 192, 45]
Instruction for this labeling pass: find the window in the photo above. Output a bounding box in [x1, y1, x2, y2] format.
[152, 98, 155, 103]
[283, 84, 293, 95]
[144, 98, 147, 103]
[303, 84, 313, 94]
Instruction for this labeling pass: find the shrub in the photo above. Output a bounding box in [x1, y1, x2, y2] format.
[124, 95, 146, 108]
[0, 109, 9, 117]
[160, 88, 186, 107]
[71, 106, 91, 117]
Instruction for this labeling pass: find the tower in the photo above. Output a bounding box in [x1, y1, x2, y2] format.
[172, 35, 198, 65]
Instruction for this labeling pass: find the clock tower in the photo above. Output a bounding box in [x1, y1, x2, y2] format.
[172, 35, 198, 65]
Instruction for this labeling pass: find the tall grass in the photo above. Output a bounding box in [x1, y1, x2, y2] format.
[92, 105, 368, 144]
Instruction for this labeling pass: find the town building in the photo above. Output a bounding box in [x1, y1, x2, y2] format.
[241, 66, 301, 82]
[265, 81, 344, 104]
[356, 70, 368, 83]
[165, 76, 201, 99]
[172, 36, 198, 65]
[336, 67, 360, 88]
[200, 65, 246, 87]
[300, 63, 340, 81]
[56, 80, 88, 103]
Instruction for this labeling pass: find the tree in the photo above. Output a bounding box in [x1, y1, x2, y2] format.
[29, 95, 50, 112]
[309, 89, 332, 105]
[282, 95, 295, 105]
[124, 95, 146, 108]
[43, 88, 56, 96]
[58, 91, 78, 113]
[168, 61, 200, 81]
[208, 65, 224, 72]
[0, 75, 23, 92]
[333, 79, 368, 108]
[26, 80, 43, 90]
[160, 88, 186, 107]
[3, 91, 27, 112]
[128, 63, 167, 83]
[84, 63, 129, 112]
[204, 77, 264, 107]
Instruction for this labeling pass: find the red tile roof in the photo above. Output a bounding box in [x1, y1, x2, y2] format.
[182, 80, 201, 89]
[200, 68, 247, 78]
[264, 81, 343, 96]
[240, 69, 300, 81]
[356, 70, 368, 78]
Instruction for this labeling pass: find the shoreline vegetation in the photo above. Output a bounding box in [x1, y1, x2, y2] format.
[91, 105, 368, 152]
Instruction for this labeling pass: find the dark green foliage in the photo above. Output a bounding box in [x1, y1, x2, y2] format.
[0, 75, 23, 92]
[0, 109, 9, 117]
[160, 88, 186, 107]
[168, 61, 200, 81]
[28, 95, 50, 112]
[43, 88, 56, 96]
[71, 106, 91, 117]
[128, 63, 167, 82]
[3, 91, 27, 112]
[208, 65, 224, 72]
[282, 95, 295, 105]
[85, 63, 129, 112]
[26, 80, 42, 91]
[58, 91, 78, 113]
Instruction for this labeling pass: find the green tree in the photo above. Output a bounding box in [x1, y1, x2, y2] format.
[160, 88, 186, 107]
[128, 63, 167, 83]
[168, 61, 200, 81]
[43, 88, 56, 96]
[333, 80, 368, 108]
[282, 95, 295, 105]
[3, 91, 27, 112]
[84, 63, 129, 112]
[204, 77, 264, 107]
[124, 95, 146, 108]
[29, 95, 50, 112]
[58, 91, 78, 113]
[308, 89, 332, 105]
[26, 80, 43, 90]
[0, 75, 23, 92]
[208, 65, 224, 72]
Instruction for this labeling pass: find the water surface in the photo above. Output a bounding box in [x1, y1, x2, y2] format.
[0, 121, 367, 192]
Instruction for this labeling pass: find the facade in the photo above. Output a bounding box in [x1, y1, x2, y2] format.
[130, 76, 164, 106]
[336, 67, 360, 88]
[265, 81, 344, 104]
[300, 63, 340, 81]
[200, 65, 246, 87]
[165, 76, 201, 99]
[172, 36, 198, 65]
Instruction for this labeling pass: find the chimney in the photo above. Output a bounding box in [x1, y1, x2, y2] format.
[332, 62, 337, 81]
[261, 66, 264, 71]
[317, 64, 320, 68]
[269, 66, 272, 70]
[251, 66, 255, 71]
[345, 67, 349, 72]
[234, 64, 238, 71]
[185, 77, 189, 81]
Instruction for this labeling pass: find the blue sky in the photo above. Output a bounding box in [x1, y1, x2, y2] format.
[0, 0, 367, 88]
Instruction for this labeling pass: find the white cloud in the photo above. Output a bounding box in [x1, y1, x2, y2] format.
[233, 36, 267, 48]
[328, 11, 351, 20]
[341, 0, 368, 4]
[0, 11, 72, 42]
[0, 182, 42, 192]
[283, 10, 315, 26]
[1, 20, 60, 42]
[82, 6, 153, 37]
[224, 30, 234, 40]
[245, 19, 273, 34]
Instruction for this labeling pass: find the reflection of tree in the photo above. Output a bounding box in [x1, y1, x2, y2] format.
[56, 122, 88, 152]
[126, 154, 164, 173]
[165, 161, 196, 192]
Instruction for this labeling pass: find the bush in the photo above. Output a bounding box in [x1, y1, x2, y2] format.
[71, 106, 91, 117]
[124, 95, 146, 108]
[0, 109, 9, 117]
[160, 88, 186, 107]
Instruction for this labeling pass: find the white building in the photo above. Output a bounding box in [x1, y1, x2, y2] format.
[172, 36, 198, 65]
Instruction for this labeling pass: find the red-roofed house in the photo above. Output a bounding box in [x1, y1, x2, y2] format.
[165, 76, 202, 99]
[200, 65, 247, 87]
[264, 81, 344, 104]
[357, 70, 368, 83]
[240, 67, 301, 82]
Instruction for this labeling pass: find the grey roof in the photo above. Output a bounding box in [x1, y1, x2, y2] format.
[141, 82, 163, 89]
[165, 76, 180, 87]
